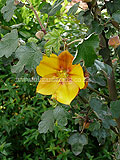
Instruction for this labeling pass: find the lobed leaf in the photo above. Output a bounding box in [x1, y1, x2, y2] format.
[68, 133, 88, 156]
[11, 42, 42, 73]
[38, 110, 54, 133]
[44, 29, 62, 55]
[0, 29, 18, 58]
[73, 34, 99, 67]
[1, 0, 16, 22]
[38, 106, 68, 134]
[53, 106, 68, 126]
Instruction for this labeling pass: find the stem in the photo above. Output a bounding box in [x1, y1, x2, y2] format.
[104, 17, 112, 27]
[25, 0, 46, 34]
[100, 32, 117, 101]
[88, 86, 111, 101]
[79, 95, 89, 104]
[45, 16, 49, 30]
[0, 25, 11, 31]
[67, 39, 83, 46]
[100, 32, 120, 129]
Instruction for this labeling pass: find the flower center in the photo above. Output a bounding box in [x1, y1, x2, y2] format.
[57, 70, 68, 79]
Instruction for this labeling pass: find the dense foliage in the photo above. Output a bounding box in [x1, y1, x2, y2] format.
[0, 0, 120, 159]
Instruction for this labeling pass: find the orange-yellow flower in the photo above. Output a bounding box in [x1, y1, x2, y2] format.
[36, 50, 86, 105]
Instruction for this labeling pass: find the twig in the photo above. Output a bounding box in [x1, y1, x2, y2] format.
[79, 95, 89, 104]
[88, 86, 111, 101]
[110, 126, 120, 137]
[0, 25, 11, 31]
[45, 16, 49, 30]
[67, 39, 83, 46]
[25, 0, 46, 34]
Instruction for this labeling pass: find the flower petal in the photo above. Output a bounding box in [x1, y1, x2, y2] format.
[58, 50, 74, 71]
[36, 54, 59, 77]
[36, 74, 59, 95]
[52, 81, 79, 105]
[69, 64, 85, 89]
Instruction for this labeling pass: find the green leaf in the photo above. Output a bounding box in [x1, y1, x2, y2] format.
[48, 0, 64, 16]
[106, 0, 120, 15]
[0, 29, 18, 58]
[88, 20, 103, 34]
[77, 10, 93, 26]
[89, 98, 102, 114]
[112, 10, 120, 23]
[115, 45, 120, 58]
[90, 98, 108, 119]
[83, 10, 93, 26]
[73, 34, 99, 67]
[89, 121, 100, 131]
[90, 98, 117, 129]
[53, 106, 68, 126]
[78, 134, 88, 145]
[40, 3, 52, 14]
[92, 128, 108, 144]
[1, 0, 16, 22]
[67, 3, 79, 16]
[102, 117, 117, 129]
[99, 48, 110, 62]
[94, 60, 112, 77]
[92, 75, 106, 86]
[71, 143, 83, 156]
[11, 23, 25, 29]
[44, 29, 62, 55]
[68, 133, 88, 156]
[11, 42, 42, 73]
[19, 31, 31, 38]
[110, 100, 120, 118]
[38, 110, 54, 133]
[77, 11, 84, 24]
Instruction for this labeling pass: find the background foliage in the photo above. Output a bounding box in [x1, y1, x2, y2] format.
[0, 0, 120, 159]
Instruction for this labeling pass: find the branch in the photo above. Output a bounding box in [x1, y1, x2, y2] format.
[67, 39, 83, 47]
[99, 32, 120, 129]
[0, 25, 11, 31]
[88, 86, 111, 101]
[25, 0, 46, 34]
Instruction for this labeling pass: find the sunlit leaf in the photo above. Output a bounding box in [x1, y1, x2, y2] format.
[44, 29, 62, 55]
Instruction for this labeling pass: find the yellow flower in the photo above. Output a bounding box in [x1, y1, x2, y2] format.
[36, 50, 85, 105]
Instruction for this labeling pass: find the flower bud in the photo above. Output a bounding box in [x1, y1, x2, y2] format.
[35, 31, 44, 40]
[108, 36, 120, 49]
[14, 0, 20, 5]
